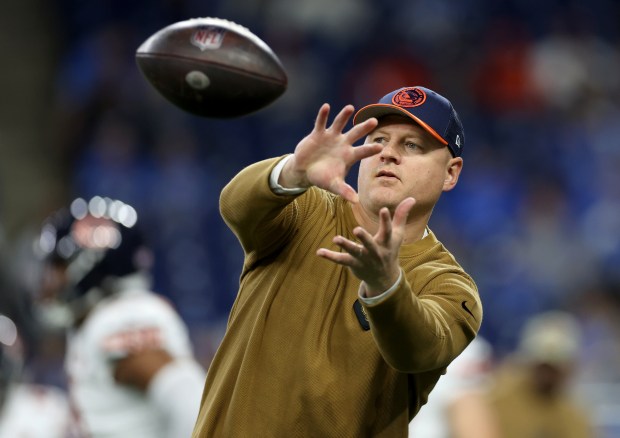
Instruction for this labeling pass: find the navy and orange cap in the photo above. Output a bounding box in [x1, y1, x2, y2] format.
[353, 86, 465, 157]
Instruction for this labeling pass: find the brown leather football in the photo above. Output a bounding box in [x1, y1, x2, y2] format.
[136, 17, 288, 118]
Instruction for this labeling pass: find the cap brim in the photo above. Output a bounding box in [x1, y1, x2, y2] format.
[353, 104, 448, 146]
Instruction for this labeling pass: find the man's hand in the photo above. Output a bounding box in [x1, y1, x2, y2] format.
[316, 197, 416, 296]
[279, 104, 382, 203]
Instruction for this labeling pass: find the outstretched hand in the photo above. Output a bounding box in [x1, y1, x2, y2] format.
[280, 104, 383, 203]
[316, 197, 416, 297]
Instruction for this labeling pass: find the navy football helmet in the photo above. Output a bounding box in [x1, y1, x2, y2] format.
[37, 196, 153, 327]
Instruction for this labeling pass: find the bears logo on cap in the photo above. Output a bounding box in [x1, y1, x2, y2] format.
[392, 87, 426, 108]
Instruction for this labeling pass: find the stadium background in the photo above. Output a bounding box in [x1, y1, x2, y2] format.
[1, 0, 619, 435]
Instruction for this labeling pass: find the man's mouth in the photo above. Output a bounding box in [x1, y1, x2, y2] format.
[376, 169, 399, 180]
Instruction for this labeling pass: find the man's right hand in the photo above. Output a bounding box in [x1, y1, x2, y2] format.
[278, 104, 382, 203]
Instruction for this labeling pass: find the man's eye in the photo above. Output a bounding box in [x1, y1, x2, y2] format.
[373, 137, 387, 144]
[405, 142, 419, 150]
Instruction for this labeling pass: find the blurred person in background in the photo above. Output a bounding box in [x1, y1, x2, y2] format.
[408, 336, 499, 438]
[486, 310, 595, 438]
[192, 86, 482, 437]
[0, 312, 73, 437]
[0, 225, 40, 350]
[36, 196, 206, 438]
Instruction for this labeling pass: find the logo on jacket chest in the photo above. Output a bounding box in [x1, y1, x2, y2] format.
[353, 299, 370, 331]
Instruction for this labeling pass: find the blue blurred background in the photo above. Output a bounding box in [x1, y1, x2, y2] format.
[1, 0, 620, 435]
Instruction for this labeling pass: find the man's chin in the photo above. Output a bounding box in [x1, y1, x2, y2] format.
[361, 190, 402, 212]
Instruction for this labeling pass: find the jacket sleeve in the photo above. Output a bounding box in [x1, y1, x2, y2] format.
[219, 156, 305, 263]
[362, 270, 482, 373]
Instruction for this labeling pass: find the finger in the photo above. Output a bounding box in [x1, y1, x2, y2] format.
[332, 235, 363, 257]
[314, 103, 330, 132]
[330, 179, 359, 204]
[345, 117, 378, 143]
[377, 207, 393, 246]
[316, 248, 354, 266]
[392, 197, 416, 229]
[353, 226, 376, 250]
[351, 143, 383, 162]
[330, 105, 355, 133]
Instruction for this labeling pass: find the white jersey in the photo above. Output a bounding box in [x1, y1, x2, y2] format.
[66, 288, 201, 438]
[408, 337, 493, 437]
[0, 383, 72, 438]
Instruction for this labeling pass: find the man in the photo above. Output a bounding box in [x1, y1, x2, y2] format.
[486, 311, 595, 438]
[408, 336, 499, 438]
[0, 313, 73, 438]
[192, 86, 482, 437]
[37, 196, 206, 438]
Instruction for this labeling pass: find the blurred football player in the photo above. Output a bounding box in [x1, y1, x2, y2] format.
[486, 311, 595, 438]
[36, 196, 206, 438]
[408, 336, 499, 438]
[0, 313, 73, 438]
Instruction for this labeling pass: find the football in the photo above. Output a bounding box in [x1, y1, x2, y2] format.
[136, 17, 288, 118]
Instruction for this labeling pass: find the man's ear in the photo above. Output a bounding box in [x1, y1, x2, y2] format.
[443, 157, 463, 192]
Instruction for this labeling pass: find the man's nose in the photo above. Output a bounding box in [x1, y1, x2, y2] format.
[380, 142, 400, 163]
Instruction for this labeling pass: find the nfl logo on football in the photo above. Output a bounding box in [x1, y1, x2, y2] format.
[191, 26, 226, 51]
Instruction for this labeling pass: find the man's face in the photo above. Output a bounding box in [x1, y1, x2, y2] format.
[357, 115, 462, 216]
